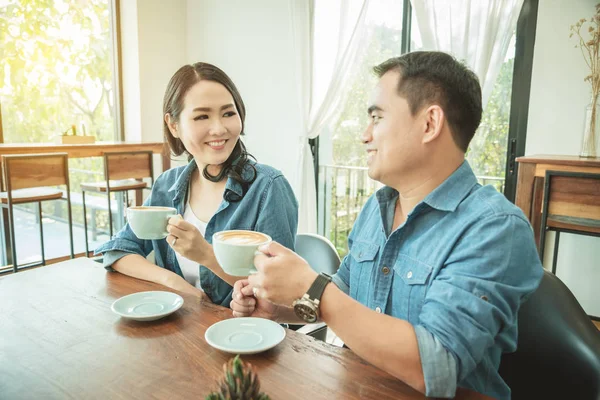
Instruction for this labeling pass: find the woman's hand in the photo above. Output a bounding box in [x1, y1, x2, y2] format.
[166, 215, 214, 265]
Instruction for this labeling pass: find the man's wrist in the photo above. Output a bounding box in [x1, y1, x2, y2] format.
[297, 269, 319, 300]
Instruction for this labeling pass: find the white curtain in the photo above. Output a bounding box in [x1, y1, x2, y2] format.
[290, 0, 371, 233]
[411, 0, 524, 107]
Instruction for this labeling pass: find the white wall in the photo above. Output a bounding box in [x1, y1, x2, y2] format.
[185, 0, 302, 182]
[120, 0, 188, 172]
[527, 0, 600, 315]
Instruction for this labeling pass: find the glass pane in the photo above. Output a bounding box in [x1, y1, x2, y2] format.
[318, 0, 403, 257]
[0, 0, 118, 266]
[0, 0, 117, 142]
[467, 34, 516, 193]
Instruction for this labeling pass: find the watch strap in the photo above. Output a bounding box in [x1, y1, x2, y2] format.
[306, 273, 332, 302]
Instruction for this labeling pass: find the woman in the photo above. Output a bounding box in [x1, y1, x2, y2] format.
[95, 62, 298, 306]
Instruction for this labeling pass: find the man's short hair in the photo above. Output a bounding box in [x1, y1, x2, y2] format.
[374, 51, 483, 152]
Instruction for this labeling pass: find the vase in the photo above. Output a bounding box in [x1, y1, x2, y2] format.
[580, 94, 600, 158]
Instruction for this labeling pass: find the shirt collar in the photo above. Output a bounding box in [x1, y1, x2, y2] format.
[422, 160, 478, 212]
[375, 160, 478, 214]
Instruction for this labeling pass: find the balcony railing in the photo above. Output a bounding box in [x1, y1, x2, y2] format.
[318, 164, 505, 257]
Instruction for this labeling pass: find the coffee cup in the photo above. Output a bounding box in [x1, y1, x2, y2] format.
[212, 230, 272, 276]
[126, 206, 178, 240]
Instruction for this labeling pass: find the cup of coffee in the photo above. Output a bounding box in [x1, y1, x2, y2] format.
[126, 206, 178, 240]
[212, 230, 272, 276]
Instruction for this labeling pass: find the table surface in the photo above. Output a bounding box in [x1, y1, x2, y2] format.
[0, 258, 491, 400]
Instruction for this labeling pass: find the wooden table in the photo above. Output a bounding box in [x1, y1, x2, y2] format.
[0, 258, 491, 400]
[515, 155, 600, 248]
[0, 141, 170, 266]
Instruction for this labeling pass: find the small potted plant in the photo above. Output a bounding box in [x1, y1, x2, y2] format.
[205, 355, 270, 400]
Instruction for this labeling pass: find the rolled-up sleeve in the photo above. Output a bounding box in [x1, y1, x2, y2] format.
[331, 255, 350, 295]
[416, 214, 543, 397]
[94, 198, 154, 270]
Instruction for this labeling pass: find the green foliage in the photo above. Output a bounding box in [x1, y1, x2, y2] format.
[0, 0, 115, 143]
[1, 0, 116, 230]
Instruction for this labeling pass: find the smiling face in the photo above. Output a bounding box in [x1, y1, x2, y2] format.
[165, 80, 242, 170]
[362, 70, 426, 187]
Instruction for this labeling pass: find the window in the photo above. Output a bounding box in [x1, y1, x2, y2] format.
[318, 1, 520, 257]
[0, 0, 120, 264]
[318, 0, 404, 256]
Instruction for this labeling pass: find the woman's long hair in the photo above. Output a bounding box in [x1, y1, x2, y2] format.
[163, 62, 256, 201]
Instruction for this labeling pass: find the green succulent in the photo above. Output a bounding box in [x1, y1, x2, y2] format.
[206, 355, 270, 400]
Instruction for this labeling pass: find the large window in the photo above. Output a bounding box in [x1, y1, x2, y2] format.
[0, 0, 120, 264]
[318, 1, 519, 257]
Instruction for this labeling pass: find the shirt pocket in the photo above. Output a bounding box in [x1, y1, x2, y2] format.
[393, 254, 433, 322]
[349, 241, 379, 302]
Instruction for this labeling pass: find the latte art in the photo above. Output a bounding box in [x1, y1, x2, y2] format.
[216, 231, 269, 245]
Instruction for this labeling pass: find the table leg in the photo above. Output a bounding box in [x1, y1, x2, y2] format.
[0, 207, 12, 266]
[515, 162, 536, 220]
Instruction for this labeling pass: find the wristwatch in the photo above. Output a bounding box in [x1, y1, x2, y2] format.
[292, 272, 332, 323]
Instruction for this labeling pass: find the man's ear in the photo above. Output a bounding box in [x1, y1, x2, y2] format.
[165, 113, 179, 138]
[422, 105, 444, 144]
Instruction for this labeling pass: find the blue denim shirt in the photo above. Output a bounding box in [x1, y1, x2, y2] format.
[331, 161, 543, 399]
[95, 160, 298, 307]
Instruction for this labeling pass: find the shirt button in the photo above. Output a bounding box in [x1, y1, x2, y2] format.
[481, 295, 489, 302]
[375, 307, 382, 313]
[406, 271, 413, 279]
[382, 266, 390, 275]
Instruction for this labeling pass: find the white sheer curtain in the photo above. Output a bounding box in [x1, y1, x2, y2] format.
[290, 0, 371, 233]
[411, 0, 523, 107]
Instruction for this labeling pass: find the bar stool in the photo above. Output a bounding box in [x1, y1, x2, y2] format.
[0, 153, 74, 272]
[81, 151, 154, 255]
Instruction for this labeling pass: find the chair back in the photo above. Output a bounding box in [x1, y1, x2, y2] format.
[104, 151, 154, 182]
[2, 153, 70, 191]
[499, 270, 600, 400]
[295, 233, 341, 275]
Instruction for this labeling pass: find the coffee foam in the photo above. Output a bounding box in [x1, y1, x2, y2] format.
[216, 231, 269, 245]
[129, 206, 175, 211]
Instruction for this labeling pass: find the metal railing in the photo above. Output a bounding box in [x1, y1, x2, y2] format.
[318, 164, 505, 257]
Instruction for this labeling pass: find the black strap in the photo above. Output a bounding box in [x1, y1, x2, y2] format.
[306, 273, 332, 301]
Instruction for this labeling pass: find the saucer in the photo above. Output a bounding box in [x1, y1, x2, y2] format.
[111, 291, 184, 321]
[205, 317, 286, 354]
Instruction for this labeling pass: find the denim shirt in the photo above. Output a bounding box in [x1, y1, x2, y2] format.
[331, 161, 543, 400]
[95, 160, 298, 307]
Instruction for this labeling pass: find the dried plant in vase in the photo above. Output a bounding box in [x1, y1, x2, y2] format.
[205, 355, 271, 400]
[570, 4, 600, 157]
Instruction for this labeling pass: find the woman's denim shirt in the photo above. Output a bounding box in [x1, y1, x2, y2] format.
[95, 160, 298, 306]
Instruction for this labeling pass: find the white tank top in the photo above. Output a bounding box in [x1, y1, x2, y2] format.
[175, 196, 208, 290]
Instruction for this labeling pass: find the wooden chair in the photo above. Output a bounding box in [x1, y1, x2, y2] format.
[0, 153, 74, 272]
[80, 151, 154, 255]
[539, 170, 600, 274]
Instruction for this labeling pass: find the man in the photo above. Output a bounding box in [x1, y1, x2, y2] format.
[231, 51, 543, 399]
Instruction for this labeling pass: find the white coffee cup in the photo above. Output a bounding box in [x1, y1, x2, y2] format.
[212, 230, 272, 276]
[126, 206, 178, 240]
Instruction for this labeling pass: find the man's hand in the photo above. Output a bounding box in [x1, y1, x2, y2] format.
[231, 279, 280, 320]
[248, 241, 317, 306]
[166, 215, 214, 265]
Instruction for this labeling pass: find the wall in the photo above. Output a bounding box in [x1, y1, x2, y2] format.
[119, 0, 188, 173]
[527, 0, 599, 315]
[185, 0, 302, 182]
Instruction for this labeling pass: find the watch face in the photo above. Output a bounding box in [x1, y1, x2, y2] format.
[294, 302, 317, 323]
